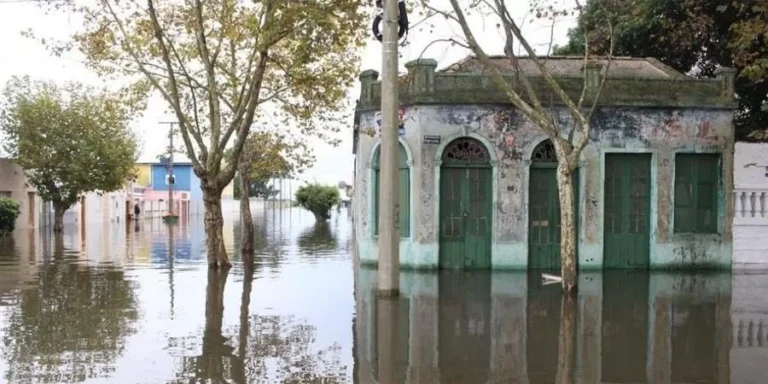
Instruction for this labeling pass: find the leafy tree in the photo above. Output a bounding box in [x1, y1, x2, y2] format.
[236, 131, 312, 253]
[418, 0, 617, 293]
[0, 76, 138, 232]
[295, 184, 340, 222]
[555, 0, 768, 140]
[0, 197, 21, 236]
[34, 0, 367, 267]
[234, 177, 280, 199]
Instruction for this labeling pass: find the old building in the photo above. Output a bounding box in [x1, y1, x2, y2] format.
[353, 56, 736, 270]
[0, 159, 43, 230]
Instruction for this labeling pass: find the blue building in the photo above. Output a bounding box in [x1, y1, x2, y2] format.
[150, 161, 201, 197]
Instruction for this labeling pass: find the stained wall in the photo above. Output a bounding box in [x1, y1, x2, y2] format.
[354, 104, 734, 269]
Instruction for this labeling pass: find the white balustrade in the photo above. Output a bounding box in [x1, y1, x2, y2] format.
[733, 188, 768, 221]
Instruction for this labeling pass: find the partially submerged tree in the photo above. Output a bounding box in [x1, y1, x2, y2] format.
[419, 0, 615, 293]
[39, 0, 366, 267]
[295, 184, 340, 223]
[0, 76, 138, 232]
[235, 131, 312, 253]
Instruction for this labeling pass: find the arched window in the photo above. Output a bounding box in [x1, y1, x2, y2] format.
[441, 137, 491, 166]
[372, 143, 410, 237]
[531, 139, 557, 163]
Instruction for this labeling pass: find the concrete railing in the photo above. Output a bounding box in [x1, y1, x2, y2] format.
[733, 316, 768, 348]
[734, 188, 768, 224]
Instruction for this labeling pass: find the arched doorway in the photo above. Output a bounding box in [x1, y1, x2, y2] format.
[528, 139, 579, 270]
[372, 142, 410, 237]
[439, 138, 492, 269]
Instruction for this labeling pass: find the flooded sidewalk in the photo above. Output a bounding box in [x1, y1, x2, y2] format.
[0, 207, 765, 383]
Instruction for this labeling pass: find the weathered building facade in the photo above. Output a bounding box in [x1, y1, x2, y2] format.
[353, 56, 736, 270]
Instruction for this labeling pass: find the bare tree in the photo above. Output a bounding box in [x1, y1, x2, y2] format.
[419, 0, 615, 293]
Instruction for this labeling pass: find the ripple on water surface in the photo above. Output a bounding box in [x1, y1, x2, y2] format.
[0, 206, 766, 382]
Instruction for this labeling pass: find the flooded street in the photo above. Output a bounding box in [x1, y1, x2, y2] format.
[0, 205, 766, 383]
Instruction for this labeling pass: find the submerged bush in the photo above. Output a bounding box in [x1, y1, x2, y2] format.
[0, 197, 21, 236]
[295, 184, 340, 222]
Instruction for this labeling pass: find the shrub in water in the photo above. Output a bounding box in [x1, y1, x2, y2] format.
[295, 184, 340, 222]
[0, 197, 21, 236]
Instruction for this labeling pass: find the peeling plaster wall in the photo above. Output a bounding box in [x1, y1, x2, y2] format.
[354, 104, 734, 269]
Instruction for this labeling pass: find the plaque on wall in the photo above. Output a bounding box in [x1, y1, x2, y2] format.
[423, 135, 441, 145]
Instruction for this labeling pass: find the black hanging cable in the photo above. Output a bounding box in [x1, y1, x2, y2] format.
[372, 0, 409, 42]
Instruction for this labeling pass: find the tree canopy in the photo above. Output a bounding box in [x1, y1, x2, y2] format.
[555, 0, 768, 140]
[295, 184, 340, 222]
[35, 0, 366, 188]
[33, 0, 367, 262]
[0, 76, 138, 228]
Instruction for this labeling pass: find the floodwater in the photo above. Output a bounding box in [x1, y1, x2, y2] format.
[0, 205, 766, 383]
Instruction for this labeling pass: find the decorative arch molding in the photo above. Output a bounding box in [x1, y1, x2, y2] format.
[530, 139, 557, 163]
[369, 137, 414, 168]
[433, 132, 498, 167]
[441, 137, 492, 166]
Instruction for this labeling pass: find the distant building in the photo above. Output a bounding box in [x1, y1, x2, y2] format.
[0, 159, 43, 230]
[132, 158, 234, 218]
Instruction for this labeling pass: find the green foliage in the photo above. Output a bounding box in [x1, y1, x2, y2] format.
[238, 131, 313, 183]
[295, 184, 340, 222]
[234, 174, 279, 199]
[34, 0, 368, 192]
[557, 0, 768, 140]
[0, 197, 21, 236]
[0, 76, 138, 211]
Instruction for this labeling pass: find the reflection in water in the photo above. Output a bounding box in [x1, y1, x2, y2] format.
[0, 205, 767, 382]
[0, 239, 138, 383]
[355, 269, 735, 383]
[297, 222, 339, 255]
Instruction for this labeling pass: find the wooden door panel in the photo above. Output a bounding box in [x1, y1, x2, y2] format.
[465, 168, 491, 268]
[604, 154, 651, 269]
[440, 168, 466, 269]
[440, 166, 492, 269]
[528, 168, 579, 270]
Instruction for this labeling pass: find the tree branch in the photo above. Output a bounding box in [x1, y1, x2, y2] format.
[103, 0, 199, 172]
[496, 0, 547, 121]
[193, 0, 223, 166]
[494, 0, 588, 130]
[418, 38, 469, 60]
[443, 0, 557, 136]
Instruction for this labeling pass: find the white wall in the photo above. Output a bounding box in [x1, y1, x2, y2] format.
[733, 143, 768, 270]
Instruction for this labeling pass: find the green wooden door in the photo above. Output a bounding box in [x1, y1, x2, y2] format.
[528, 166, 579, 270]
[439, 167, 492, 269]
[604, 154, 651, 269]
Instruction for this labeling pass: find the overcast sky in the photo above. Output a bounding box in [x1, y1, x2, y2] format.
[0, 0, 577, 196]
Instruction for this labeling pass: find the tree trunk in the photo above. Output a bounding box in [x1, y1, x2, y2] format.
[202, 267, 229, 380]
[203, 186, 232, 268]
[313, 212, 327, 223]
[556, 293, 577, 384]
[556, 162, 578, 294]
[239, 170, 254, 254]
[234, 262, 254, 382]
[53, 204, 66, 233]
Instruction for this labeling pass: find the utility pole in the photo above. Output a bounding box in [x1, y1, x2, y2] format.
[377, 0, 400, 297]
[160, 121, 177, 221]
